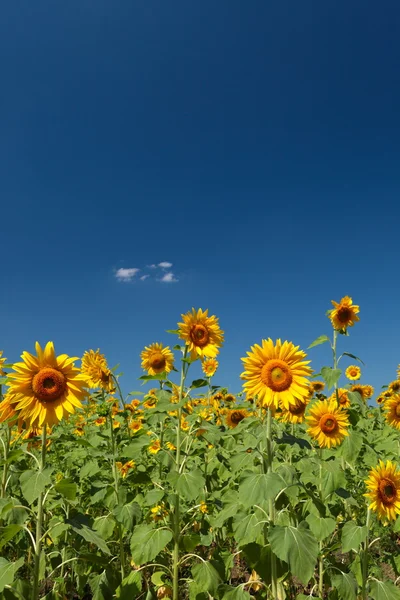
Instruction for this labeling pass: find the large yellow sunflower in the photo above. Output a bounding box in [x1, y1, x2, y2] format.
[384, 394, 400, 430]
[178, 308, 224, 360]
[226, 409, 248, 428]
[8, 342, 86, 427]
[141, 343, 174, 375]
[329, 296, 360, 331]
[306, 400, 349, 448]
[0, 351, 7, 375]
[364, 460, 400, 521]
[277, 397, 309, 424]
[201, 358, 218, 378]
[81, 349, 114, 392]
[329, 388, 351, 409]
[241, 339, 312, 409]
[345, 365, 361, 381]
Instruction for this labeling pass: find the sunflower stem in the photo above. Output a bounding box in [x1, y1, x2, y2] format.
[172, 347, 188, 600]
[361, 508, 371, 600]
[266, 408, 278, 599]
[332, 330, 339, 405]
[108, 410, 126, 581]
[32, 426, 47, 600]
[318, 451, 324, 598]
[1, 424, 11, 499]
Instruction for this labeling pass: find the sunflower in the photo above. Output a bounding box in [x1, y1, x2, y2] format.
[277, 397, 309, 424]
[224, 393, 236, 403]
[202, 358, 218, 378]
[345, 365, 361, 381]
[165, 441, 176, 451]
[226, 409, 248, 428]
[329, 296, 360, 331]
[199, 501, 208, 514]
[384, 395, 400, 430]
[0, 351, 7, 375]
[329, 388, 351, 409]
[148, 439, 161, 454]
[364, 460, 400, 521]
[81, 349, 114, 392]
[241, 339, 312, 409]
[178, 308, 224, 360]
[94, 417, 106, 426]
[376, 394, 385, 405]
[351, 384, 366, 400]
[306, 400, 349, 448]
[363, 385, 374, 399]
[141, 343, 174, 375]
[143, 397, 157, 410]
[116, 460, 135, 479]
[389, 380, 400, 394]
[7, 342, 86, 427]
[311, 381, 325, 393]
[0, 394, 19, 425]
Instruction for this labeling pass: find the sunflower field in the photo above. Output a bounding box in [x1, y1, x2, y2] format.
[1, 300, 400, 600]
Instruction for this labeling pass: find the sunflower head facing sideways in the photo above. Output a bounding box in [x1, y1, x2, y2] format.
[306, 399, 349, 448]
[141, 343, 174, 376]
[384, 394, 400, 430]
[241, 339, 312, 410]
[178, 308, 224, 360]
[226, 409, 248, 428]
[364, 460, 400, 522]
[328, 296, 360, 332]
[81, 349, 114, 393]
[329, 388, 351, 409]
[277, 396, 309, 424]
[8, 342, 86, 427]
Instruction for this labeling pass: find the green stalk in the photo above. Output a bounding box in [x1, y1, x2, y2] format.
[1, 425, 11, 498]
[108, 412, 126, 581]
[172, 348, 188, 600]
[332, 330, 339, 405]
[318, 453, 324, 598]
[32, 426, 47, 600]
[266, 408, 278, 599]
[361, 509, 371, 600]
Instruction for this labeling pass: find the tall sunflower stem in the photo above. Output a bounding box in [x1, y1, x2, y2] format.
[266, 408, 278, 599]
[361, 509, 371, 600]
[172, 348, 188, 600]
[32, 426, 47, 600]
[1, 425, 11, 499]
[318, 452, 324, 598]
[332, 330, 339, 405]
[108, 411, 126, 581]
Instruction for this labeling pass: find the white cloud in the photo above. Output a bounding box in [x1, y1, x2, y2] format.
[115, 268, 140, 282]
[158, 261, 173, 269]
[159, 272, 178, 283]
[140, 274, 150, 281]
[147, 264, 157, 269]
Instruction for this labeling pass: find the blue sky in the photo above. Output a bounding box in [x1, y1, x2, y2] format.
[1, 1, 399, 399]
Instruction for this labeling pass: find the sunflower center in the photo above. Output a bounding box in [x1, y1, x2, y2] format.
[261, 359, 293, 392]
[319, 413, 338, 434]
[337, 307, 351, 323]
[289, 402, 306, 415]
[231, 411, 245, 424]
[32, 368, 66, 402]
[379, 478, 396, 504]
[190, 324, 210, 347]
[395, 404, 400, 418]
[150, 353, 166, 372]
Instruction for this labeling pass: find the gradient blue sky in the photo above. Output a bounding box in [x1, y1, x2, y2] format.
[1, 1, 399, 398]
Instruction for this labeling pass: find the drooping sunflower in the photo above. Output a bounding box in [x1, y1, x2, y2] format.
[277, 397, 309, 424]
[116, 460, 135, 479]
[226, 409, 248, 428]
[364, 460, 400, 521]
[329, 296, 360, 331]
[306, 400, 349, 448]
[241, 339, 312, 409]
[384, 394, 400, 430]
[311, 381, 325, 393]
[351, 384, 366, 400]
[8, 342, 86, 427]
[81, 349, 114, 392]
[178, 308, 224, 360]
[141, 343, 174, 376]
[345, 365, 361, 381]
[224, 393, 236, 403]
[0, 351, 7, 375]
[201, 358, 218, 378]
[329, 388, 351, 409]
[389, 380, 400, 394]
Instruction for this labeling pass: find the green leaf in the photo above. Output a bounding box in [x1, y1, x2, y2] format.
[93, 516, 115, 541]
[167, 469, 205, 501]
[340, 352, 365, 365]
[66, 514, 111, 555]
[0, 524, 23, 550]
[190, 379, 208, 389]
[369, 580, 400, 600]
[113, 502, 141, 531]
[80, 460, 100, 479]
[341, 521, 368, 553]
[321, 461, 346, 499]
[139, 373, 166, 381]
[268, 522, 318, 585]
[305, 514, 336, 542]
[54, 478, 77, 501]
[221, 587, 252, 600]
[20, 468, 52, 504]
[191, 561, 222, 595]
[130, 524, 173, 564]
[308, 335, 330, 349]
[166, 329, 180, 334]
[331, 571, 357, 600]
[0, 557, 24, 592]
[232, 512, 262, 547]
[116, 571, 142, 599]
[321, 367, 342, 390]
[339, 432, 363, 464]
[238, 473, 285, 507]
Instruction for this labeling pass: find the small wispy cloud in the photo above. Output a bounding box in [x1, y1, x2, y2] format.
[140, 274, 150, 281]
[159, 272, 178, 283]
[115, 268, 140, 282]
[158, 261, 173, 269]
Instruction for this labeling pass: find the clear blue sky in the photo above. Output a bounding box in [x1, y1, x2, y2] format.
[1, 1, 399, 398]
